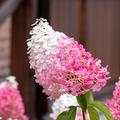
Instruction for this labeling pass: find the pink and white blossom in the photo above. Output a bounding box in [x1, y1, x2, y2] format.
[0, 76, 28, 120]
[28, 18, 110, 99]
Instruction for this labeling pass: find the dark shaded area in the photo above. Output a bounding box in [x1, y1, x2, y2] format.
[35, 84, 48, 119]
[38, 0, 49, 21]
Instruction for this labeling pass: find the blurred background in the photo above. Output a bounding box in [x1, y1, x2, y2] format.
[0, 0, 120, 120]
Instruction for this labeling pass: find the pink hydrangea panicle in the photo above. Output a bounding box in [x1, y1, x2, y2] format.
[27, 18, 110, 99]
[107, 78, 120, 120]
[0, 76, 28, 120]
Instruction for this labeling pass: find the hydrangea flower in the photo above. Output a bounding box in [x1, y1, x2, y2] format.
[27, 18, 110, 99]
[50, 94, 78, 119]
[0, 76, 28, 120]
[50, 94, 89, 120]
[107, 78, 120, 120]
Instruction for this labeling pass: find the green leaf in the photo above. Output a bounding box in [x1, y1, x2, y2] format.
[89, 101, 113, 120]
[56, 106, 76, 120]
[88, 106, 100, 120]
[56, 111, 68, 120]
[76, 90, 93, 111]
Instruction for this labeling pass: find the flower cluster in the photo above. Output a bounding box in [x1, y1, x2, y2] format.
[27, 18, 110, 99]
[50, 94, 78, 119]
[107, 78, 120, 120]
[0, 76, 28, 120]
[50, 94, 89, 120]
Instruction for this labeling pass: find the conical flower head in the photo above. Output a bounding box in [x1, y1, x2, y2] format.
[27, 18, 110, 99]
[0, 76, 28, 120]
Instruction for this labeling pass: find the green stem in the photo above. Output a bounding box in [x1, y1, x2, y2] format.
[76, 90, 94, 112]
[76, 91, 94, 120]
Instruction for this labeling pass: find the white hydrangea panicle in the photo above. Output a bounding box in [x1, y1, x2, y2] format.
[50, 94, 78, 119]
[0, 76, 18, 88]
[49, 94, 90, 120]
